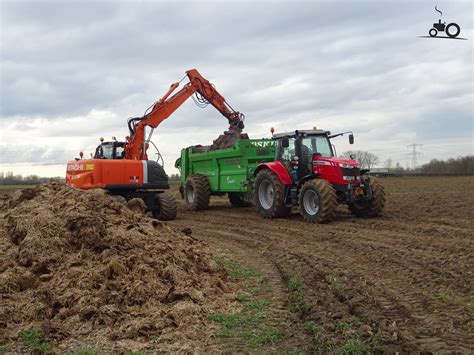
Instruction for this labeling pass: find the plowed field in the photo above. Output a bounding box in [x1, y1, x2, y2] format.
[168, 176, 473, 353]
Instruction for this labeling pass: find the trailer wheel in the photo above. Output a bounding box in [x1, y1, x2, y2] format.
[348, 177, 385, 217]
[254, 169, 290, 218]
[153, 192, 177, 221]
[299, 179, 337, 223]
[228, 192, 251, 207]
[185, 174, 210, 211]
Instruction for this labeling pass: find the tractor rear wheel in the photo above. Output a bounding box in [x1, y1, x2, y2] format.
[299, 179, 337, 223]
[152, 192, 177, 221]
[228, 192, 250, 207]
[348, 177, 385, 217]
[254, 169, 290, 218]
[185, 174, 210, 211]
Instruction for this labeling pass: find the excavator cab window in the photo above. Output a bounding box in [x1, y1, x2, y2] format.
[94, 142, 125, 159]
[101, 144, 114, 159]
[115, 144, 125, 159]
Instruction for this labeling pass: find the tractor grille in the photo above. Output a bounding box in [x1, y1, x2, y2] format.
[342, 167, 360, 177]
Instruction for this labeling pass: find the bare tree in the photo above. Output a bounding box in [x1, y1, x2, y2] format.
[384, 158, 393, 170]
[342, 150, 379, 169]
[364, 151, 380, 169]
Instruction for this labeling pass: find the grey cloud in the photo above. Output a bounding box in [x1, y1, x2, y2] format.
[0, 0, 472, 169]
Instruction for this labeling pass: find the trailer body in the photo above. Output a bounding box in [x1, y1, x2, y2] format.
[176, 138, 276, 194]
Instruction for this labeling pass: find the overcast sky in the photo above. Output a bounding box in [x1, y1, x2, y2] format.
[0, 0, 472, 177]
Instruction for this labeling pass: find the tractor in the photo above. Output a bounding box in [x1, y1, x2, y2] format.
[253, 129, 385, 223]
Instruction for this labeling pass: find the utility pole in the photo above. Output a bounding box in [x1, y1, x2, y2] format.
[407, 144, 423, 171]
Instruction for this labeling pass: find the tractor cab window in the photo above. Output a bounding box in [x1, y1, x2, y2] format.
[278, 137, 296, 163]
[302, 136, 333, 157]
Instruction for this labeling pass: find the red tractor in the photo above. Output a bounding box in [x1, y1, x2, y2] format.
[253, 129, 385, 223]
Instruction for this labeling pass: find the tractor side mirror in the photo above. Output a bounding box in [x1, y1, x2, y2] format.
[281, 137, 289, 148]
[349, 134, 354, 144]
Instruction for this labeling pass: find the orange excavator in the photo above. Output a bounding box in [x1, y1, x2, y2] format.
[66, 69, 245, 220]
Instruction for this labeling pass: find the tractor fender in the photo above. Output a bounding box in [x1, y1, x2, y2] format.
[254, 161, 293, 185]
[297, 174, 321, 190]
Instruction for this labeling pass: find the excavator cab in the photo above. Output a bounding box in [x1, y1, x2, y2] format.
[94, 140, 125, 159]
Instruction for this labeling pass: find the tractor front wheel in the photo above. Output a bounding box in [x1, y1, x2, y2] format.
[299, 179, 337, 223]
[429, 28, 437, 37]
[185, 174, 210, 211]
[254, 169, 290, 218]
[348, 177, 385, 217]
[153, 192, 177, 221]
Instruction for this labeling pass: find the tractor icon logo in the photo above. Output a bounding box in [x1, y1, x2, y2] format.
[424, 6, 463, 39]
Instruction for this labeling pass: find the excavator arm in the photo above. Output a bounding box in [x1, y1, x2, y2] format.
[125, 69, 244, 160]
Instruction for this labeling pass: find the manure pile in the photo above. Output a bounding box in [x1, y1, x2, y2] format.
[0, 182, 235, 352]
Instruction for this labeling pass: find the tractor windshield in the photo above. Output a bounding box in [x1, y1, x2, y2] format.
[301, 135, 333, 157]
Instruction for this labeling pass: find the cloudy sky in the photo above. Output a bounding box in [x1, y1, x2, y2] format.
[0, 0, 472, 177]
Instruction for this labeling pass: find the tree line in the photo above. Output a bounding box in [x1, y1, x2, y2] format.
[0, 171, 54, 185]
[341, 151, 473, 174]
[419, 155, 473, 174]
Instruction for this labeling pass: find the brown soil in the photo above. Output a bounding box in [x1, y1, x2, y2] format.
[1, 177, 472, 353]
[168, 176, 474, 353]
[0, 182, 237, 352]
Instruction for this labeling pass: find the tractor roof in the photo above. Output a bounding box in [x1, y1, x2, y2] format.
[272, 129, 329, 139]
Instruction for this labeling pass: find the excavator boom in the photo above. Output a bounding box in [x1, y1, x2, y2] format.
[126, 69, 244, 160]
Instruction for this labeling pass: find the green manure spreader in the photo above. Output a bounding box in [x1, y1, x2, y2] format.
[176, 129, 385, 223]
[175, 138, 276, 209]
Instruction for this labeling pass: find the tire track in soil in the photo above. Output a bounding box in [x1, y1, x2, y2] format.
[169, 198, 473, 353]
[170, 218, 311, 352]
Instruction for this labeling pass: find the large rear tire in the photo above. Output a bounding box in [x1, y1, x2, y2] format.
[153, 192, 177, 221]
[254, 169, 290, 218]
[299, 179, 337, 223]
[185, 174, 210, 211]
[348, 177, 385, 217]
[228, 192, 250, 207]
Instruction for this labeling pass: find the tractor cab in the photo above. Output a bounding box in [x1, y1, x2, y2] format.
[272, 129, 359, 189]
[93, 138, 126, 159]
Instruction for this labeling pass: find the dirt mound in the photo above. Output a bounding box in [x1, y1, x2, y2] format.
[0, 181, 236, 352]
[192, 130, 249, 153]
